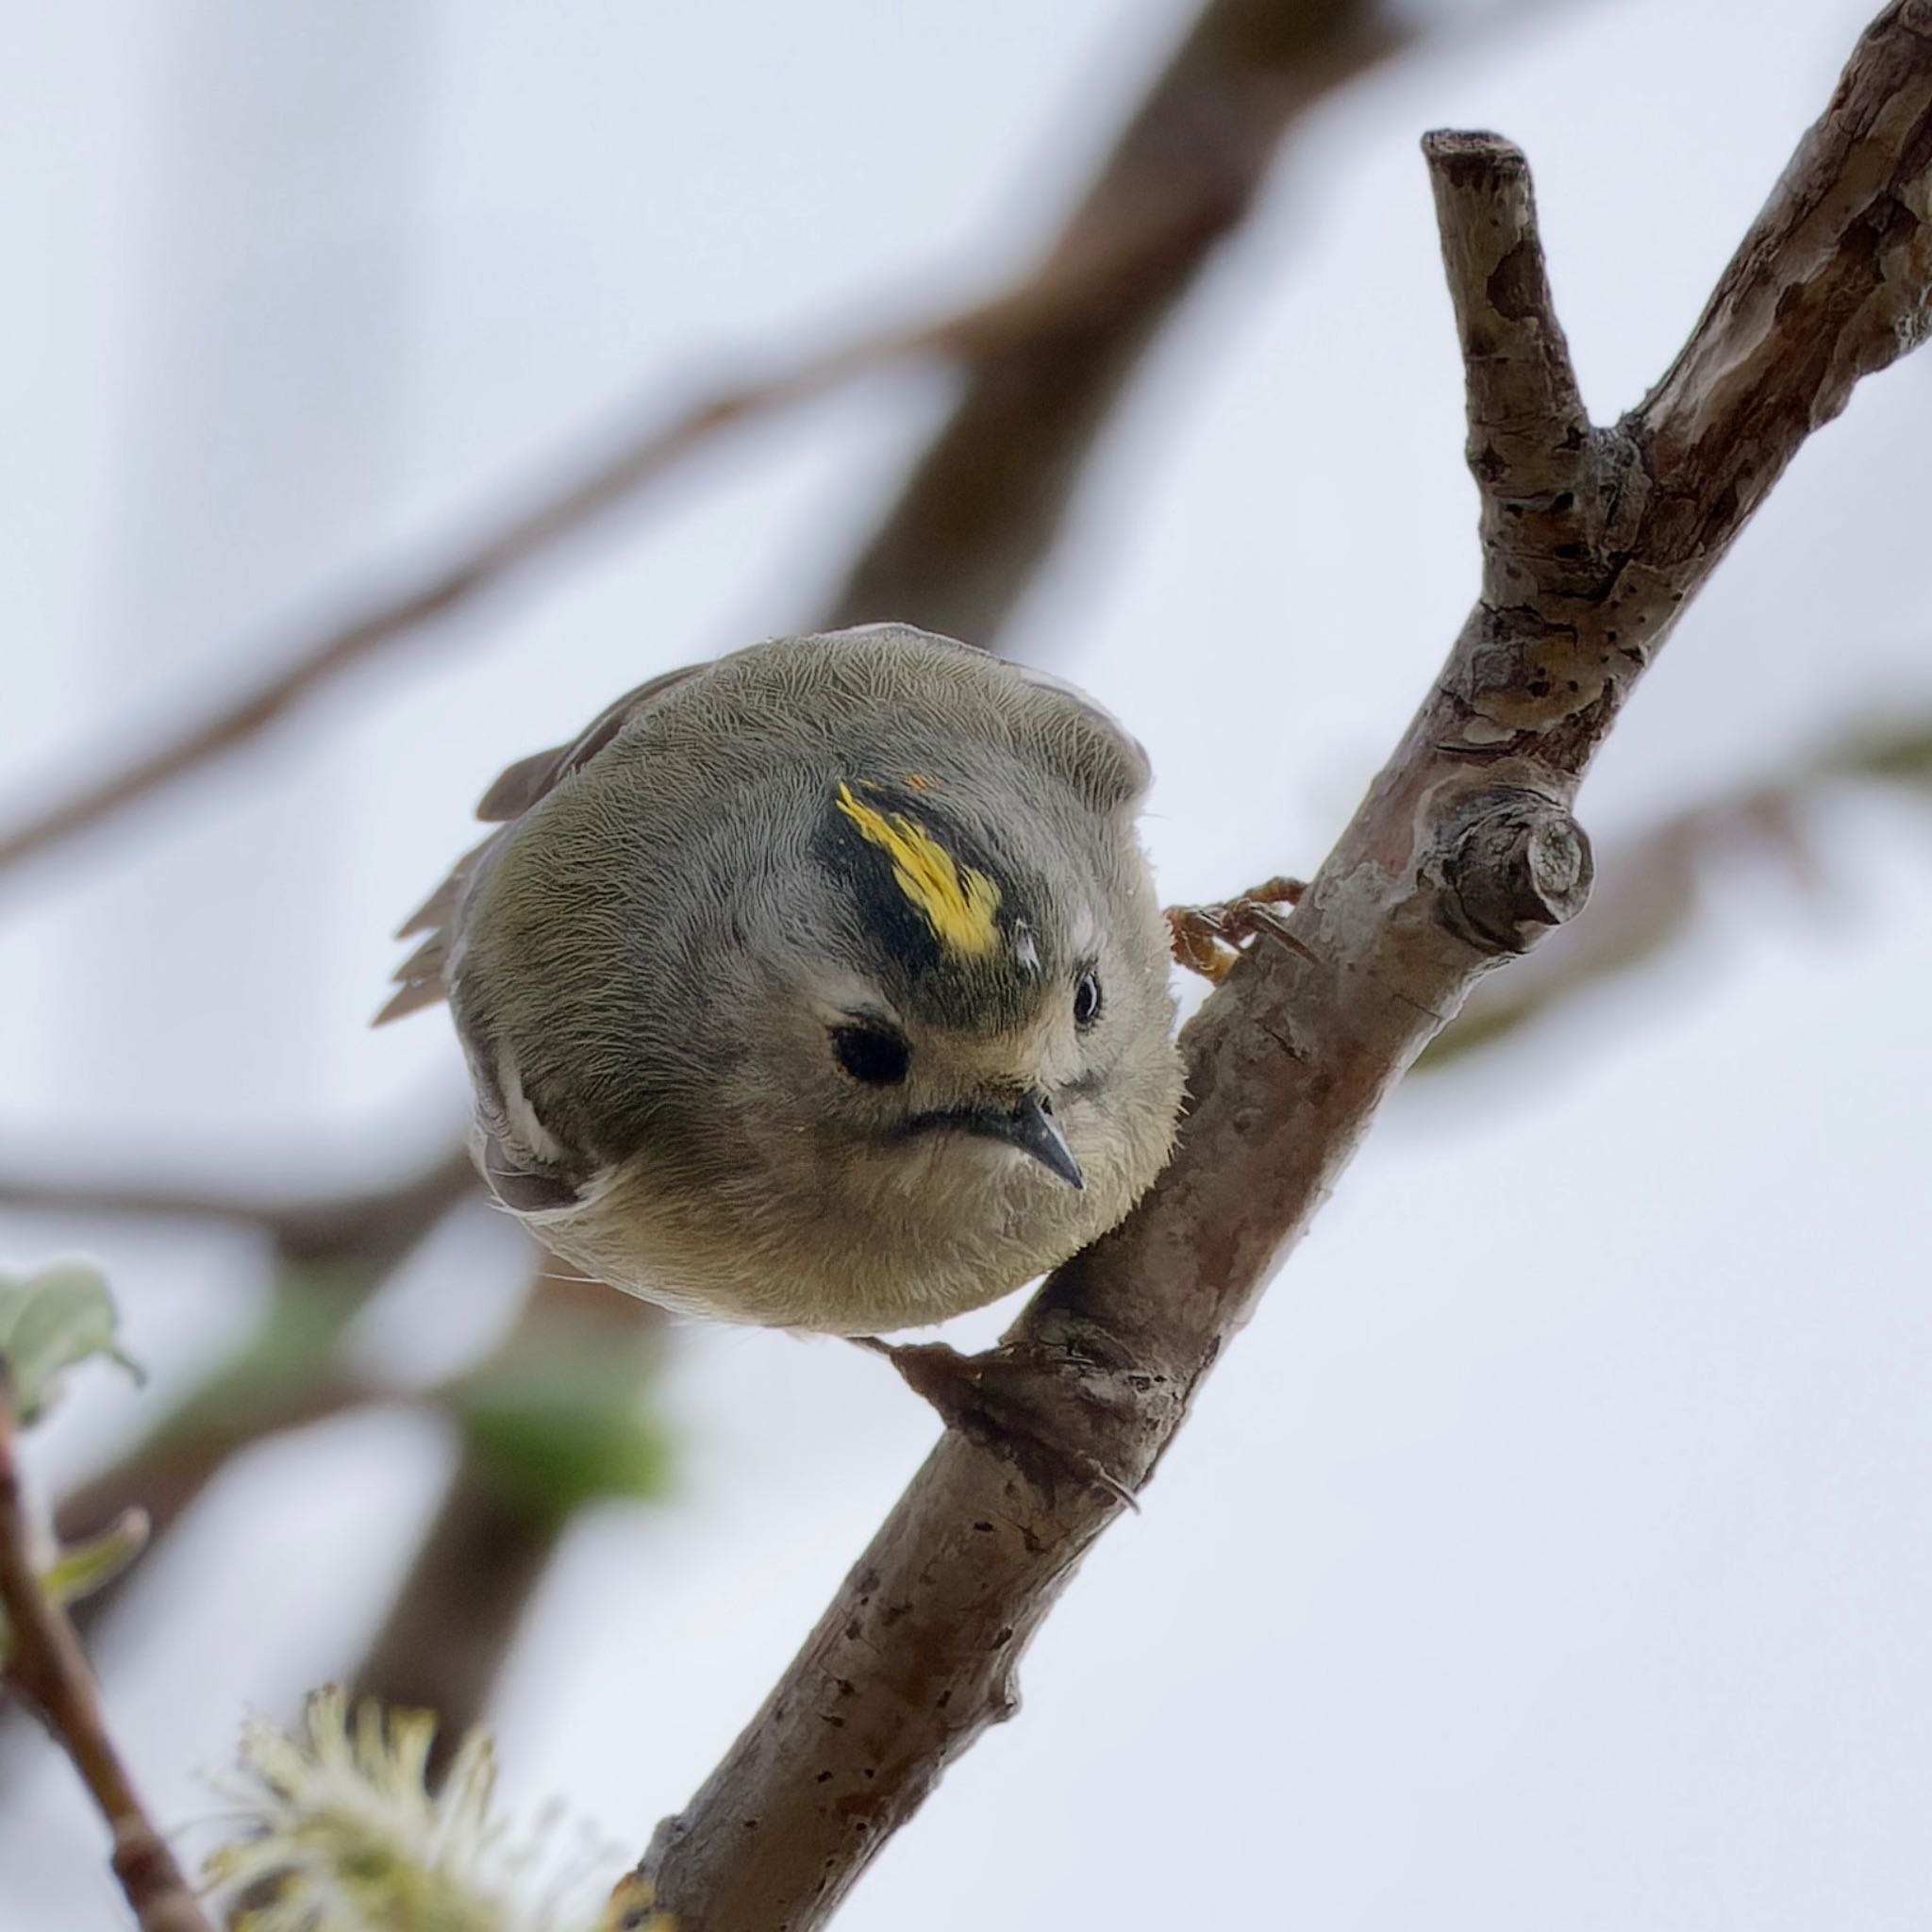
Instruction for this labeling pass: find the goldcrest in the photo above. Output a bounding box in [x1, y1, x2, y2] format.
[380, 625, 1184, 1335]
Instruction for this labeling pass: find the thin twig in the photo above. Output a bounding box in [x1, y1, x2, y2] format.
[633, 8, 1932, 1924]
[0, 1371, 215, 1932]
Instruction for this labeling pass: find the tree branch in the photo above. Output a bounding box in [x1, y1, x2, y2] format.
[0, 1374, 214, 1932]
[633, 8, 1932, 1926]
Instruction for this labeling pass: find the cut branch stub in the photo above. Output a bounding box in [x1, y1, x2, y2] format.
[1423, 128, 1589, 509]
[1430, 787, 1595, 955]
[1423, 128, 1640, 745]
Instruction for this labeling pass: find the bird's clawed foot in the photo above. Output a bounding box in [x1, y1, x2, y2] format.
[1166, 874, 1310, 982]
[852, 1335, 1141, 1512]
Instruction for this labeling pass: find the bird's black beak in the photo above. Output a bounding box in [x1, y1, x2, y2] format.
[953, 1091, 1084, 1191]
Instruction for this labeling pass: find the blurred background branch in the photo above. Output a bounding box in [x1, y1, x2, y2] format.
[350, 1265, 671, 1783]
[0, 0, 1507, 895]
[0, 1142, 477, 1263]
[0, 241, 1188, 889]
[819, 0, 1406, 641]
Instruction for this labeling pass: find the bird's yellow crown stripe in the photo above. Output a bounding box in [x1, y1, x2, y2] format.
[836, 782, 1001, 958]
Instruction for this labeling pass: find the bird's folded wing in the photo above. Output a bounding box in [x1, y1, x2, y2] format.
[375, 660, 711, 1024]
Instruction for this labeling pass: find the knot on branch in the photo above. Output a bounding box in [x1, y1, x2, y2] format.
[1429, 788, 1593, 955]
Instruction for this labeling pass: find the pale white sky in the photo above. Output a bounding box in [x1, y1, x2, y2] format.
[3, 1, 1929, 1926]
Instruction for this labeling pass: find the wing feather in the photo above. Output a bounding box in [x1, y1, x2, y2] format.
[375, 660, 709, 1026]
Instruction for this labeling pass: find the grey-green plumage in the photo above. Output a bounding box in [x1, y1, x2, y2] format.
[381, 625, 1184, 1333]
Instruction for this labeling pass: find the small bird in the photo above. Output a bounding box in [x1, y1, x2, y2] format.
[379, 624, 1185, 1336]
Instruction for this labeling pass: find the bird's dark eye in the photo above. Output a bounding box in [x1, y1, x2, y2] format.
[831, 1024, 910, 1086]
[1073, 971, 1103, 1031]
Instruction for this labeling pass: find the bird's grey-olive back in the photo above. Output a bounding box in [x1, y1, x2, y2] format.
[382, 625, 1184, 1333]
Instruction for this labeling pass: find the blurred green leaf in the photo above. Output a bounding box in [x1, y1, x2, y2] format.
[451, 1323, 672, 1522]
[42, 1507, 149, 1606]
[0, 1262, 140, 1427]
[0, 1507, 149, 1668]
[1829, 720, 1932, 792]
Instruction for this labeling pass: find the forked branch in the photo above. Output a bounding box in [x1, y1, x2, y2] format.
[633, 8, 1932, 1927]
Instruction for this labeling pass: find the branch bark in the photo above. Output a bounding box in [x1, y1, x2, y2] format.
[634, 8, 1932, 1926]
[0, 1374, 215, 1932]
